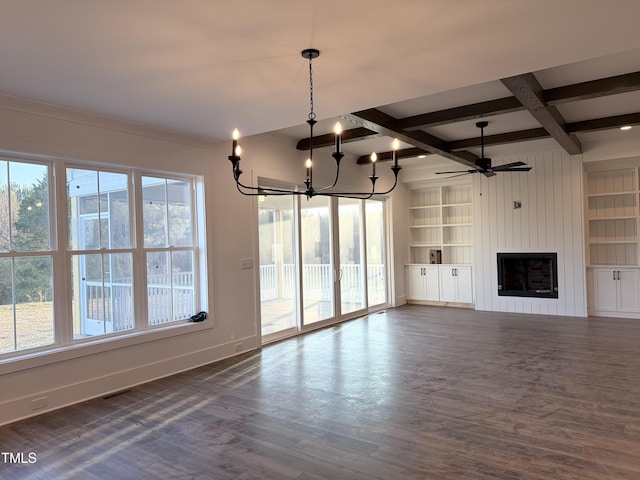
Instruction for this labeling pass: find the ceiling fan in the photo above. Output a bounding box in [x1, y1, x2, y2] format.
[436, 121, 532, 177]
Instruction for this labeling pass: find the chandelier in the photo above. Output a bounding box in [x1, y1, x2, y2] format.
[228, 49, 402, 198]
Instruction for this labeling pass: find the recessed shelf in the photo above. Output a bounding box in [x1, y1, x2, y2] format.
[589, 240, 637, 245]
[588, 216, 637, 221]
[409, 205, 440, 210]
[442, 202, 472, 207]
[586, 168, 640, 267]
[408, 183, 473, 265]
[587, 191, 638, 198]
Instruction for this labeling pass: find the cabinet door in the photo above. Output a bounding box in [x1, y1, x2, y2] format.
[618, 268, 640, 312]
[439, 266, 457, 302]
[455, 266, 473, 303]
[405, 266, 426, 300]
[592, 269, 618, 312]
[424, 266, 440, 301]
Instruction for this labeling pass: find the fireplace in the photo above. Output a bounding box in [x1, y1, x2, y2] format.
[497, 253, 558, 298]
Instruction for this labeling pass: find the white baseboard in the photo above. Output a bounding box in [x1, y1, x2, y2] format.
[0, 336, 258, 427]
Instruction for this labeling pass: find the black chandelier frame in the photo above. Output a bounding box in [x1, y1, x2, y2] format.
[228, 48, 402, 199]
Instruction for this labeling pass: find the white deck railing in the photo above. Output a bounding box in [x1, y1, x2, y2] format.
[83, 272, 194, 331]
[259, 264, 385, 304]
[83, 265, 384, 334]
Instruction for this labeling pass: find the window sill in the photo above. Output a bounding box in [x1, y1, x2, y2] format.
[0, 319, 213, 375]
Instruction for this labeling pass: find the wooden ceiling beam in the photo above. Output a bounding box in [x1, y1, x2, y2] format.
[501, 73, 582, 155]
[397, 71, 640, 131]
[567, 112, 640, 133]
[357, 147, 428, 165]
[363, 111, 640, 162]
[397, 97, 523, 130]
[344, 108, 479, 169]
[393, 71, 640, 131]
[449, 128, 550, 151]
[297, 71, 640, 154]
[296, 126, 378, 150]
[545, 71, 640, 105]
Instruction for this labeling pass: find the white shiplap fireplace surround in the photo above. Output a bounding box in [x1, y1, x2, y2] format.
[472, 150, 586, 317]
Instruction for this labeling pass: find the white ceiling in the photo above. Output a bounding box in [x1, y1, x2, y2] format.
[1, 0, 640, 174]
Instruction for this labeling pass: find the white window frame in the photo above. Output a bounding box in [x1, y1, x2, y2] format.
[0, 153, 210, 372]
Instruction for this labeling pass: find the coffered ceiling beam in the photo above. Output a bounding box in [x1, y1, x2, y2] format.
[357, 147, 427, 164]
[360, 111, 640, 163]
[567, 112, 640, 133]
[360, 71, 640, 134]
[449, 128, 550, 151]
[501, 73, 582, 155]
[296, 126, 378, 150]
[344, 108, 479, 169]
[297, 71, 640, 151]
[397, 97, 523, 131]
[545, 71, 640, 105]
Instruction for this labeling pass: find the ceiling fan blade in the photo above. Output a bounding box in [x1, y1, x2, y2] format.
[492, 167, 532, 172]
[435, 170, 477, 175]
[493, 161, 527, 169]
[439, 172, 477, 179]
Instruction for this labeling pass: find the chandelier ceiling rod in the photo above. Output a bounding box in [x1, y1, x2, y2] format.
[227, 49, 402, 199]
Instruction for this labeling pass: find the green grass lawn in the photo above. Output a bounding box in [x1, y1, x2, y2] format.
[0, 302, 54, 354]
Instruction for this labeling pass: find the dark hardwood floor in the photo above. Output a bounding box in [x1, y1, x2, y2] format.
[2, 305, 640, 479]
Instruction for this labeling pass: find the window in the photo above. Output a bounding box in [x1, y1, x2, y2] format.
[142, 176, 195, 325]
[68, 169, 134, 337]
[0, 155, 205, 359]
[0, 160, 54, 353]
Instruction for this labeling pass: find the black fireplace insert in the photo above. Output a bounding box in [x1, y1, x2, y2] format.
[497, 252, 558, 298]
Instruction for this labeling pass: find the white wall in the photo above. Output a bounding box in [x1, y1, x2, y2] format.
[0, 96, 263, 425]
[0, 97, 407, 425]
[473, 150, 587, 316]
[12, 91, 636, 425]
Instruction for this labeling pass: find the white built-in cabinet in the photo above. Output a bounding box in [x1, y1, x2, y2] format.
[405, 264, 473, 305]
[585, 167, 640, 317]
[405, 265, 440, 302]
[590, 268, 640, 313]
[406, 181, 474, 307]
[439, 266, 473, 304]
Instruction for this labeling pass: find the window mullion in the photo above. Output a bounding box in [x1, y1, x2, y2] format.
[53, 160, 73, 345]
[131, 172, 148, 330]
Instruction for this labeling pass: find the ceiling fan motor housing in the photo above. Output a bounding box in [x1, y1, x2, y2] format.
[475, 157, 491, 170]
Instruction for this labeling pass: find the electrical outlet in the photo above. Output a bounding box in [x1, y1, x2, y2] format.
[240, 258, 254, 270]
[31, 396, 48, 411]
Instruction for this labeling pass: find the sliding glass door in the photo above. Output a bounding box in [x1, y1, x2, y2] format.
[366, 199, 387, 307]
[258, 194, 297, 337]
[338, 198, 366, 316]
[301, 196, 334, 325]
[259, 192, 389, 341]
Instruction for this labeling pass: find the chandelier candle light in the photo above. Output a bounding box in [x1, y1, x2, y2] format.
[228, 49, 402, 199]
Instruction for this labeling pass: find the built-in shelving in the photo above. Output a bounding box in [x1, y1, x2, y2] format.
[408, 183, 473, 264]
[585, 168, 639, 266]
